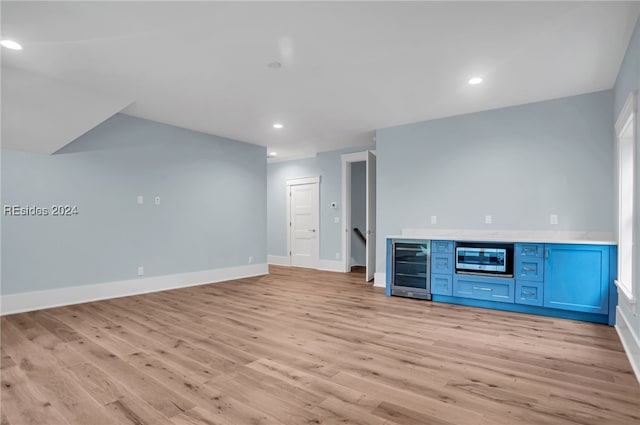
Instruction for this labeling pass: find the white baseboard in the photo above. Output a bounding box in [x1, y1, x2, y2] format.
[268, 255, 290, 266]
[0, 263, 268, 316]
[318, 260, 344, 272]
[374, 272, 386, 288]
[615, 306, 640, 384]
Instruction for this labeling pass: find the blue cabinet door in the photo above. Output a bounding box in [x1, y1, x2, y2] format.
[543, 244, 609, 314]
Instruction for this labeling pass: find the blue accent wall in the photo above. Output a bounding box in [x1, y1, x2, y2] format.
[1, 114, 267, 295]
[376, 90, 615, 273]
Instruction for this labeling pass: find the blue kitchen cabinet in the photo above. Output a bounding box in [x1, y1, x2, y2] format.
[431, 241, 454, 296]
[453, 274, 515, 303]
[543, 244, 610, 315]
[431, 274, 453, 296]
[431, 252, 454, 275]
[516, 243, 545, 258]
[388, 238, 616, 325]
[515, 281, 544, 306]
[431, 240, 454, 254]
[514, 243, 544, 306]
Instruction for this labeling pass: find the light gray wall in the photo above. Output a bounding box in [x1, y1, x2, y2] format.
[1, 114, 267, 295]
[376, 90, 615, 273]
[350, 161, 366, 266]
[267, 145, 374, 262]
[613, 17, 640, 359]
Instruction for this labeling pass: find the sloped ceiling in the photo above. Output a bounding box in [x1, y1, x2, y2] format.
[2, 67, 133, 154]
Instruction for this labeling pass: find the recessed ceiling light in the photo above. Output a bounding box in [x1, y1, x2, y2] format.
[267, 61, 282, 69]
[468, 77, 483, 85]
[1, 40, 22, 50]
[273, 123, 284, 129]
[269, 152, 278, 157]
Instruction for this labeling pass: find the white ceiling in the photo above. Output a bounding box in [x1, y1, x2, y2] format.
[2, 67, 133, 154]
[2, 2, 639, 159]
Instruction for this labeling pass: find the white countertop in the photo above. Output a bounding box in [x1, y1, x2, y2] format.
[388, 229, 616, 245]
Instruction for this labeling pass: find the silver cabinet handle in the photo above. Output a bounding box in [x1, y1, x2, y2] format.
[308, 229, 316, 233]
[545, 248, 549, 259]
[522, 290, 536, 296]
[436, 283, 448, 287]
[522, 267, 535, 272]
[437, 261, 446, 266]
[472, 286, 493, 292]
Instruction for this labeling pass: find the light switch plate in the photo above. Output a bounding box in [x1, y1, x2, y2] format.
[550, 214, 558, 225]
[334, 217, 340, 223]
[137, 266, 144, 276]
[430, 215, 437, 225]
[155, 196, 161, 205]
[137, 195, 144, 205]
[485, 215, 492, 224]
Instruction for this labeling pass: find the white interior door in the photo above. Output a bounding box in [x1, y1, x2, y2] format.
[366, 151, 376, 281]
[290, 181, 319, 269]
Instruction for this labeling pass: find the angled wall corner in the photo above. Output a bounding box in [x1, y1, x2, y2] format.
[1, 67, 134, 154]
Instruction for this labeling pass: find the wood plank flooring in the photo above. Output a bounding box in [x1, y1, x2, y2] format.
[1, 265, 639, 425]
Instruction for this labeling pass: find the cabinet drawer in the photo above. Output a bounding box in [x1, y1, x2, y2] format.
[515, 257, 544, 282]
[431, 253, 453, 275]
[515, 281, 543, 307]
[515, 243, 544, 258]
[432, 240, 454, 254]
[453, 275, 515, 303]
[431, 274, 452, 296]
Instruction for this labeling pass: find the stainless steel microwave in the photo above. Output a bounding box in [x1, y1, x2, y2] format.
[455, 243, 514, 277]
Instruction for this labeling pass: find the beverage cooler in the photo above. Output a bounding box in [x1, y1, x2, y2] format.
[390, 240, 431, 300]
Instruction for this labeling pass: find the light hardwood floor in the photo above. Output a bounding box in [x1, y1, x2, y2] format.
[1, 265, 639, 425]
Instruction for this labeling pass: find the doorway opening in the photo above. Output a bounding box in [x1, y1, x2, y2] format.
[350, 161, 367, 271]
[341, 151, 376, 282]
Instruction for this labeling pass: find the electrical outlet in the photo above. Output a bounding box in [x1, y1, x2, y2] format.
[485, 215, 492, 224]
[334, 216, 340, 223]
[335, 252, 340, 260]
[137, 195, 144, 205]
[248, 256, 253, 264]
[430, 215, 437, 225]
[137, 266, 144, 276]
[155, 196, 161, 205]
[550, 214, 558, 225]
